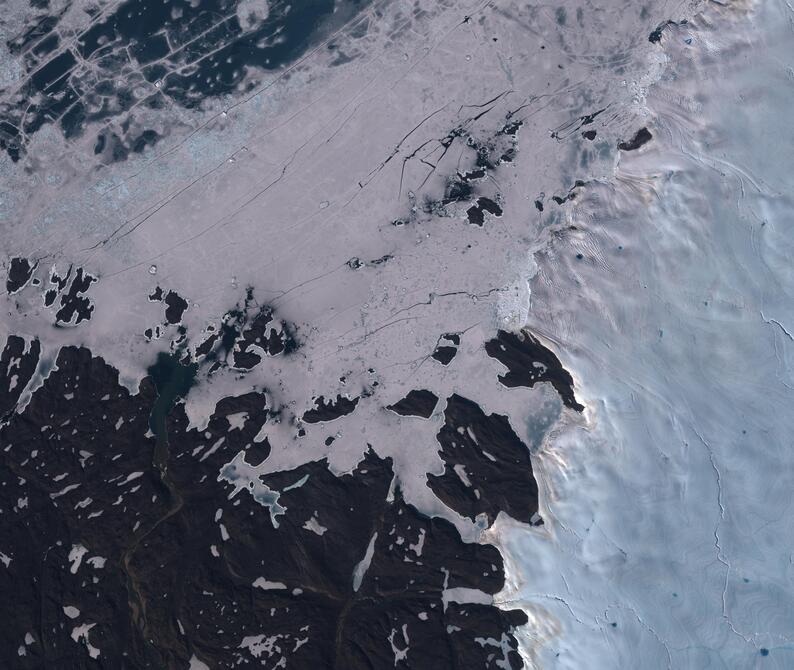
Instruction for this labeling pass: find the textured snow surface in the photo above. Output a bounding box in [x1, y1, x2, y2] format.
[488, 1, 794, 667]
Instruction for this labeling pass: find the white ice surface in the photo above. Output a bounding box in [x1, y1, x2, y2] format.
[488, 1, 794, 667]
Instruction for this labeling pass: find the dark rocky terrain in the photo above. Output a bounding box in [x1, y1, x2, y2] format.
[0, 334, 583, 668]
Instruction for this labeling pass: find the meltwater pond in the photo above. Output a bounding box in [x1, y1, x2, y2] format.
[490, 1, 794, 668]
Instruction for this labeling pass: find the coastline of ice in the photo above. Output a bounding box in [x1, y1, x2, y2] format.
[490, 1, 794, 667]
